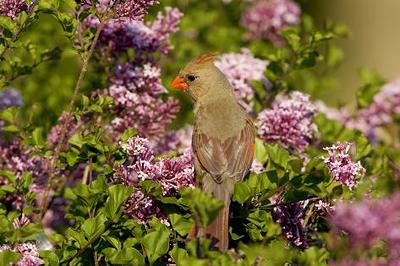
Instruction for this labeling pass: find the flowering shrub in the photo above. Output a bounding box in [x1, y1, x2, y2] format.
[0, 0, 399, 265]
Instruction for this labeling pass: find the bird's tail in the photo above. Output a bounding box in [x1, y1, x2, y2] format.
[189, 174, 234, 251]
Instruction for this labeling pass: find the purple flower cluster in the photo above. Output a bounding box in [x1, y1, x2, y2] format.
[331, 193, 400, 260]
[350, 77, 400, 139]
[240, 0, 301, 45]
[108, 63, 180, 138]
[86, 7, 183, 140]
[257, 91, 318, 152]
[95, 7, 183, 55]
[0, 242, 44, 266]
[214, 49, 268, 112]
[112, 0, 158, 21]
[79, 0, 158, 21]
[0, 140, 47, 209]
[0, 88, 23, 110]
[317, 77, 400, 141]
[272, 201, 309, 250]
[323, 142, 365, 189]
[0, 0, 28, 20]
[113, 136, 194, 224]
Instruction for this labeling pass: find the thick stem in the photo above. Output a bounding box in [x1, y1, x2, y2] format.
[38, 19, 107, 220]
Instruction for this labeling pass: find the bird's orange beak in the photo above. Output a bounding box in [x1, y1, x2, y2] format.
[170, 76, 189, 91]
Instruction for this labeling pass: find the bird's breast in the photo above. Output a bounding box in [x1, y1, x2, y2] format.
[195, 101, 246, 141]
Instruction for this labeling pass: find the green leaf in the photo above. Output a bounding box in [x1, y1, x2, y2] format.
[169, 213, 193, 236]
[169, 244, 189, 265]
[140, 180, 162, 198]
[121, 128, 138, 142]
[254, 138, 268, 164]
[0, 250, 21, 265]
[39, 250, 59, 266]
[356, 69, 385, 108]
[103, 235, 121, 250]
[104, 184, 133, 221]
[265, 144, 291, 169]
[180, 187, 224, 226]
[81, 95, 89, 107]
[355, 134, 372, 161]
[103, 247, 145, 265]
[32, 127, 45, 146]
[81, 213, 106, 239]
[0, 17, 17, 38]
[141, 226, 170, 264]
[233, 182, 252, 204]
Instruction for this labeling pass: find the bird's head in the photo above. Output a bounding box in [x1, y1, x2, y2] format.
[170, 53, 232, 102]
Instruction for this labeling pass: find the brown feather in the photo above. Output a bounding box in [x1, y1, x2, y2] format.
[193, 116, 256, 183]
[193, 52, 219, 65]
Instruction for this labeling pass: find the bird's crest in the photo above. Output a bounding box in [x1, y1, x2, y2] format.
[192, 52, 218, 65]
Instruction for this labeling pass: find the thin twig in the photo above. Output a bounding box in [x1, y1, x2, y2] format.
[38, 17, 107, 220]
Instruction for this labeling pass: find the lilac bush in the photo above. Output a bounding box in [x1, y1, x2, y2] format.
[1, 0, 400, 264]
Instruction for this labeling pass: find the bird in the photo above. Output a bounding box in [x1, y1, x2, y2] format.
[170, 53, 256, 251]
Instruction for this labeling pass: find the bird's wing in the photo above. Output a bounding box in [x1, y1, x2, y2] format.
[193, 117, 256, 183]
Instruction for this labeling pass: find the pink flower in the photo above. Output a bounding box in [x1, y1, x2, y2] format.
[0, 242, 44, 266]
[114, 136, 194, 224]
[323, 142, 365, 189]
[257, 91, 317, 152]
[215, 49, 268, 112]
[240, 0, 300, 45]
[0, 0, 28, 20]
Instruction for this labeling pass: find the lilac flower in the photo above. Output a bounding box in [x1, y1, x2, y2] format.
[215, 49, 268, 111]
[0, 242, 44, 266]
[257, 91, 318, 152]
[0, 140, 48, 209]
[0, 88, 23, 109]
[108, 84, 180, 138]
[323, 142, 365, 189]
[81, 6, 183, 142]
[79, 0, 158, 21]
[348, 77, 400, 139]
[331, 193, 400, 259]
[124, 189, 168, 225]
[272, 201, 309, 250]
[240, 0, 301, 45]
[114, 136, 194, 224]
[111, 63, 165, 95]
[0, 0, 28, 20]
[112, 0, 159, 21]
[95, 7, 183, 55]
[250, 159, 265, 174]
[12, 214, 30, 228]
[156, 152, 194, 196]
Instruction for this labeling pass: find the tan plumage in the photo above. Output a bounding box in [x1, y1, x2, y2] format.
[171, 53, 256, 251]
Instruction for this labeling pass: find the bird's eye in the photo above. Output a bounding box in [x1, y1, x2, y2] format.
[187, 75, 196, 82]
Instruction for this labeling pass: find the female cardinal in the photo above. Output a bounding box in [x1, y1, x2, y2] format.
[171, 53, 256, 251]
